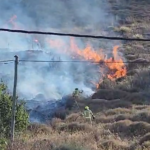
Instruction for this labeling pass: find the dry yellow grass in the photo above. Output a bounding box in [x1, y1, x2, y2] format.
[6, 104, 150, 150]
[98, 139, 129, 150]
[105, 108, 132, 116]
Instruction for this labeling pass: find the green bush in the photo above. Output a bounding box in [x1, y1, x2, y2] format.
[0, 82, 29, 138]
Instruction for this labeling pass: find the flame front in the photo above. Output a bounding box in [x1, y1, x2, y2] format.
[105, 46, 127, 80]
[6, 15, 127, 88]
[49, 38, 127, 87]
[70, 38, 105, 62]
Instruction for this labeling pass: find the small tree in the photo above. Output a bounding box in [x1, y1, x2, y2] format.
[0, 82, 29, 138]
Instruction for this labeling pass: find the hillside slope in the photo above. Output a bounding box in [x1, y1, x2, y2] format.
[7, 1, 150, 150]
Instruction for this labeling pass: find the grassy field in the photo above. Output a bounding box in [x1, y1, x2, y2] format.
[7, 0, 150, 150]
[8, 103, 150, 150]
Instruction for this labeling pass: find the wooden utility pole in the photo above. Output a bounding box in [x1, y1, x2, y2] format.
[10, 55, 18, 142]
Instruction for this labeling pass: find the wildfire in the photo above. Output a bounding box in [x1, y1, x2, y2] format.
[70, 38, 105, 62]
[5, 15, 127, 88]
[105, 46, 127, 80]
[48, 38, 127, 87]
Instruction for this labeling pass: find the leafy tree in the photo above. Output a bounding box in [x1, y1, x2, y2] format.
[0, 82, 29, 138]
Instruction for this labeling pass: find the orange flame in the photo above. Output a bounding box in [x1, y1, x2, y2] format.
[4, 16, 127, 85]
[48, 38, 127, 88]
[105, 46, 127, 81]
[70, 38, 105, 62]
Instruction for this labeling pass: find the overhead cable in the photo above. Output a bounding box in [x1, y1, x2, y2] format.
[0, 28, 150, 41]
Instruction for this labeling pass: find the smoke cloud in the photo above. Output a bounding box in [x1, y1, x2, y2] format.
[0, 0, 119, 103]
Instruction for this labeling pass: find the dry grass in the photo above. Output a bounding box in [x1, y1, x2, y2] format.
[114, 26, 132, 33]
[8, 104, 150, 150]
[109, 120, 150, 138]
[139, 133, 150, 145]
[78, 98, 132, 113]
[27, 123, 53, 135]
[133, 34, 144, 39]
[91, 89, 128, 100]
[10, 98, 150, 149]
[61, 123, 92, 132]
[98, 139, 129, 150]
[105, 108, 132, 116]
[131, 111, 150, 123]
[65, 113, 80, 122]
[96, 115, 115, 123]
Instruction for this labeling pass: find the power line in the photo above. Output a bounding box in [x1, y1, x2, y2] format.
[19, 59, 150, 64]
[0, 60, 14, 62]
[1, 62, 14, 64]
[0, 28, 150, 41]
[0, 60, 14, 63]
[0, 59, 149, 64]
[19, 60, 108, 63]
[19, 60, 90, 63]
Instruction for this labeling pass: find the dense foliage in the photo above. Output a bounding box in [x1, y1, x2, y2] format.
[0, 82, 29, 138]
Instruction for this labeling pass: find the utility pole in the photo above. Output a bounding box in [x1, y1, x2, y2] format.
[10, 55, 18, 142]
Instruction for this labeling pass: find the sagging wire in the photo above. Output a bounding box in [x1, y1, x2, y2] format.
[18, 60, 150, 64]
[0, 59, 149, 64]
[0, 60, 14, 64]
[0, 28, 150, 41]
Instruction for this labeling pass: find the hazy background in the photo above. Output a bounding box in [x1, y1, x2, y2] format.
[0, 0, 120, 101]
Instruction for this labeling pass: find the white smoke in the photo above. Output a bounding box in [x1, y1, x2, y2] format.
[0, 0, 118, 101]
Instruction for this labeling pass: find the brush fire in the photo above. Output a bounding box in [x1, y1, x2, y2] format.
[0, 14, 127, 95]
[48, 37, 127, 85]
[0, 14, 127, 122]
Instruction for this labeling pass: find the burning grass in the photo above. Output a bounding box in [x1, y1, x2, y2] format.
[49, 37, 127, 88]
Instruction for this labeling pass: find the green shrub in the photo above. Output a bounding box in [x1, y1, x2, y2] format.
[0, 82, 29, 138]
